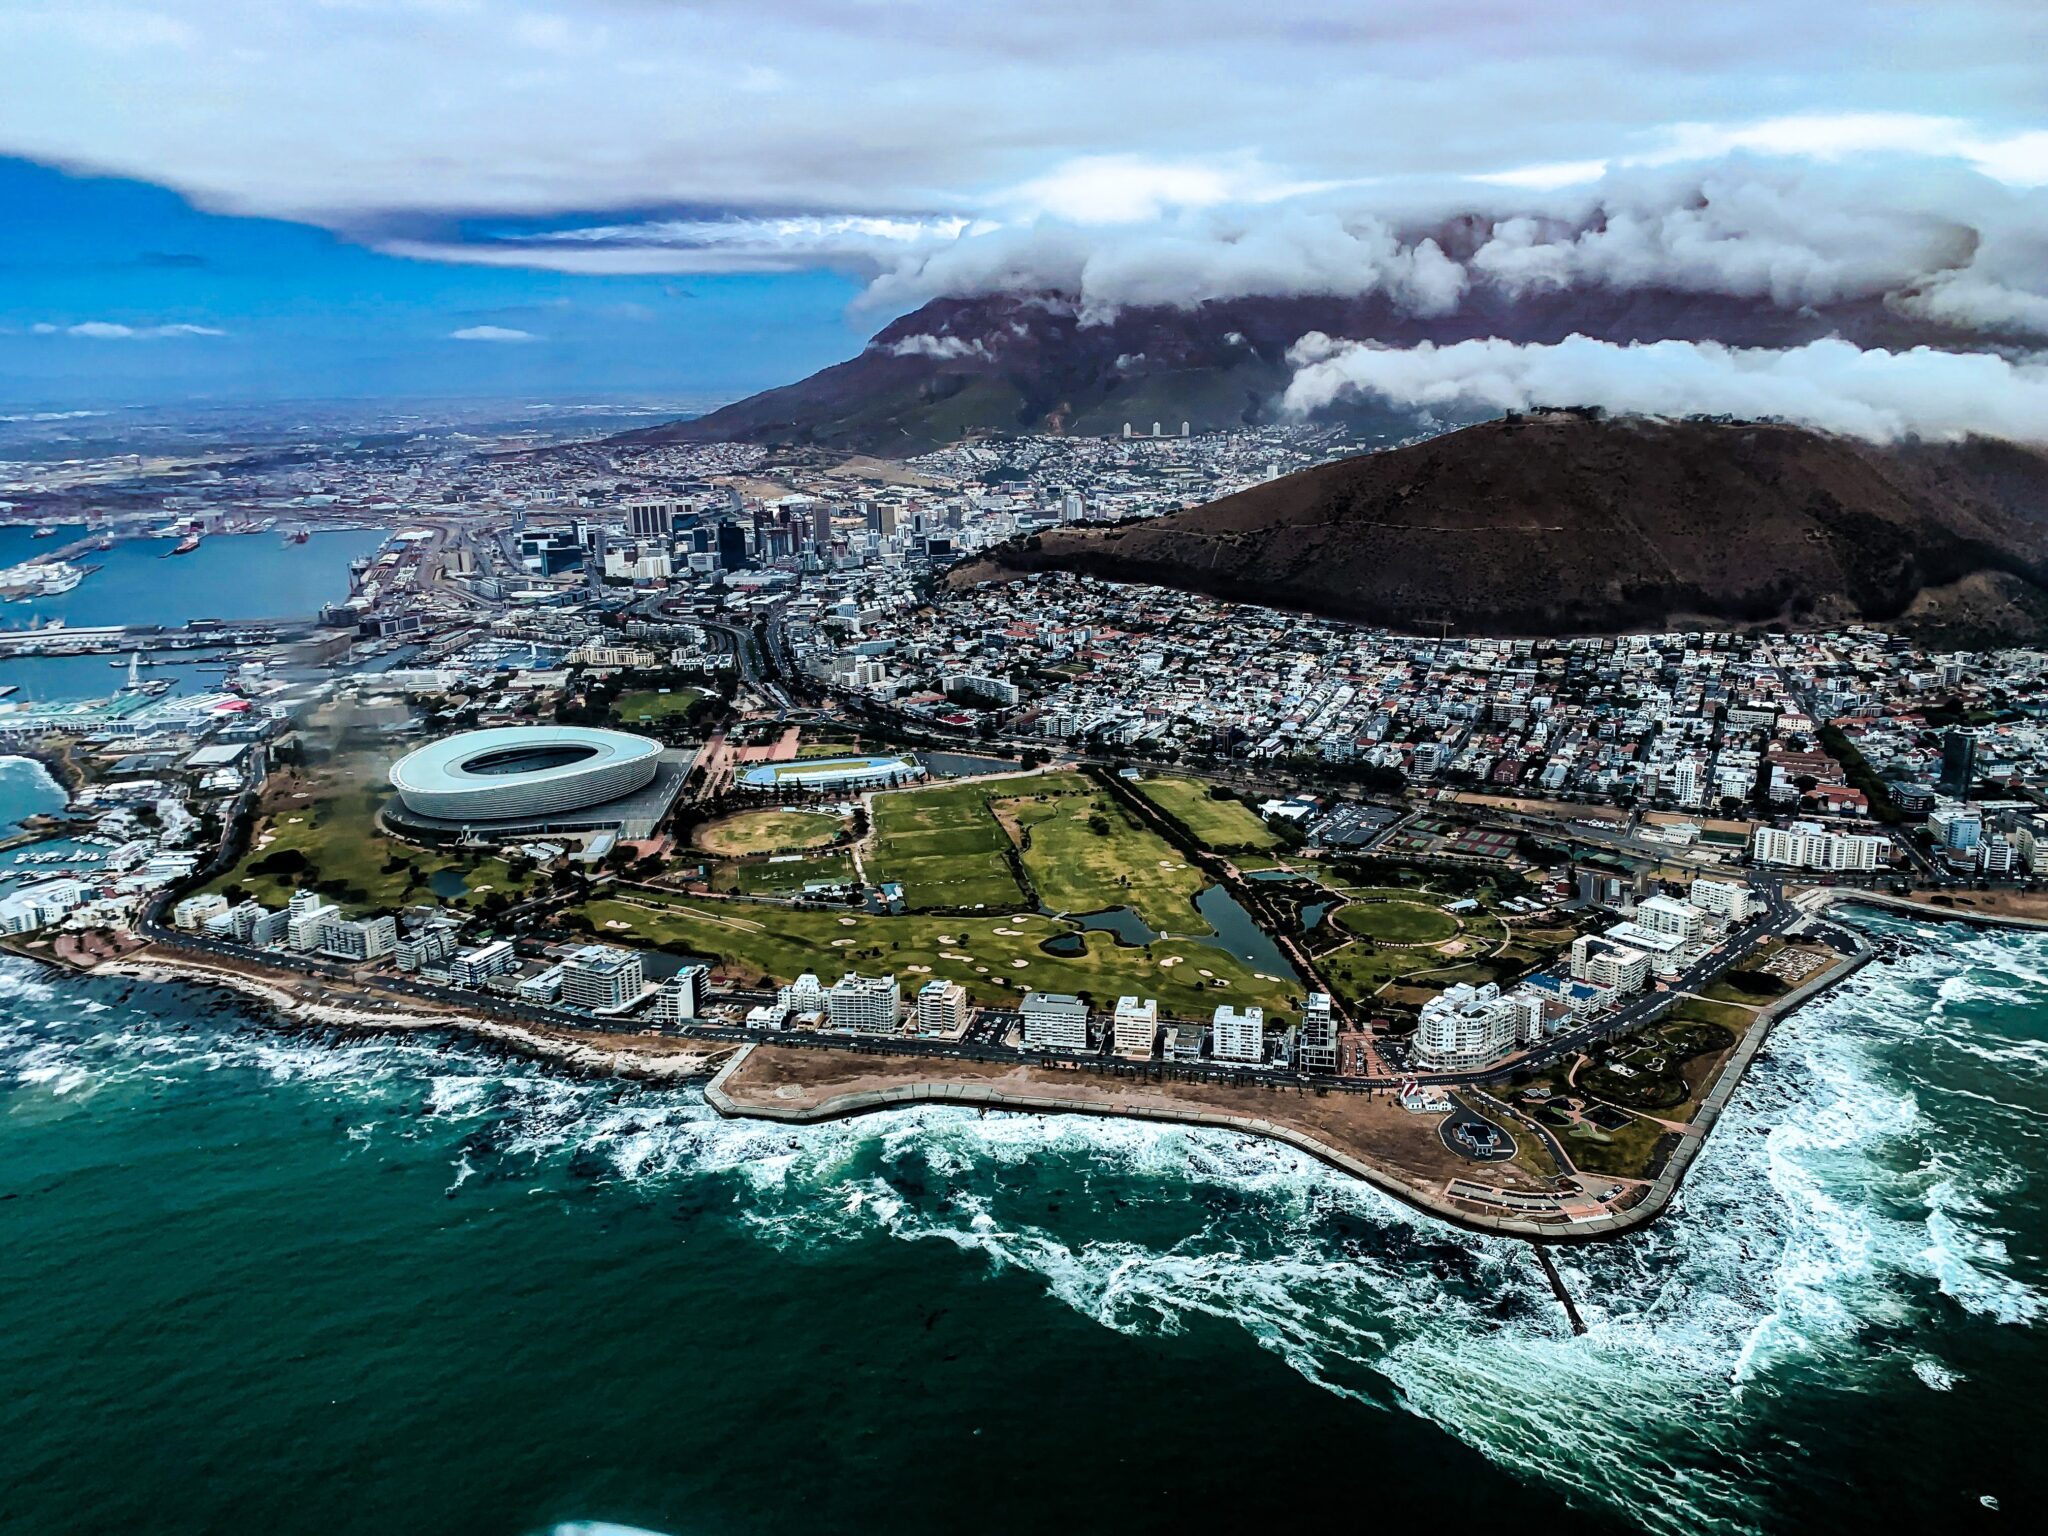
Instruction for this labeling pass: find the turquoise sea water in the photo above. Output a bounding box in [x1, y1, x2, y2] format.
[3, 909, 2044, 1534]
[0, 527, 387, 635]
[0, 754, 67, 833]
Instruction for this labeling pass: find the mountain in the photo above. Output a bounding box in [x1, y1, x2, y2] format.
[946, 412, 2048, 642]
[620, 289, 2007, 458]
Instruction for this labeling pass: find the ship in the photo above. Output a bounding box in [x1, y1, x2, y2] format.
[166, 533, 201, 556]
[31, 525, 57, 538]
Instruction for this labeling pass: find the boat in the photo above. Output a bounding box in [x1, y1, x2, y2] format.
[166, 534, 201, 556]
[31, 525, 57, 538]
[284, 529, 310, 545]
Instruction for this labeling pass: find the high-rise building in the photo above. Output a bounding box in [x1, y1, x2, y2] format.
[715, 522, 749, 571]
[651, 965, 709, 1022]
[1631, 894, 1703, 942]
[810, 504, 833, 549]
[915, 979, 968, 1036]
[315, 912, 397, 961]
[626, 500, 675, 540]
[1211, 1005, 1266, 1064]
[448, 939, 516, 987]
[559, 944, 645, 1011]
[1940, 730, 1978, 799]
[1688, 876, 1758, 923]
[826, 972, 900, 1032]
[1295, 991, 1335, 1073]
[1111, 995, 1159, 1058]
[1414, 982, 1519, 1069]
[1021, 991, 1089, 1051]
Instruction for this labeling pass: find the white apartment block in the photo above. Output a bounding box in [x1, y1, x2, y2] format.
[915, 979, 969, 1036]
[315, 913, 397, 962]
[1021, 991, 1089, 1051]
[1570, 934, 1652, 993]
[1751, 821, 1888, 872]
[778, 972, 827, 1019]
[1295, 991, 1336, 1072]
[560, 944, 645, 1011]
[826, 972, 901, 1033]
[173, 893, 229, 930]
[286, 902, 338, 952]
[651, 965, 710, 1022]
[1112, 995, 1159, 1058]
[1211, 1004, 1266, 1064]
[1632, 894, 1703, 942]
[1415, 982, 1520, 1070]
[1689, 876, 1758, 923]
[449, 939, 516, 987]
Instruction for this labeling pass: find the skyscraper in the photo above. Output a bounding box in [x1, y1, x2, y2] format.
[1941, 730, 1977, 799]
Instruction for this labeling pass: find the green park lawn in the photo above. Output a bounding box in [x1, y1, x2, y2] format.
[707, 851, 856, 896]
[1133, 775, 1280, 851]
[202, 764, 541, 917]
[613, 688, 702, 724]
[574, 889, 1297, 1019]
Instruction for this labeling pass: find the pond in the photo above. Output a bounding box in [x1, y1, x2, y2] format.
[1191, 884, 1299, 980]
[1068, 906, 1160, 946]
[428, 868, 469, 899]
[1301, 900, 1334, 931]
[1040, 932, 1088, 957]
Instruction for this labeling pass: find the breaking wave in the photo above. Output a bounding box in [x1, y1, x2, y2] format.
[3, 913, 2043, 1534]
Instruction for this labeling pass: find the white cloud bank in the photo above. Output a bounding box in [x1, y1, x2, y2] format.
[1282, 334, 2048, 445]
[31, 321, 224, 339]
[448, 325, 538, 343]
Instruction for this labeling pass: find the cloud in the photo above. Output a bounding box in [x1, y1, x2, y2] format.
[30, 320, 224, 339]
[1281, 333, 2048, 444]
[447, 325, 538, 343]
[885, 334, 988, 360]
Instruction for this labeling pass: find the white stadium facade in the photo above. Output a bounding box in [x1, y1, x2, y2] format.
[386, 726, 690, 841]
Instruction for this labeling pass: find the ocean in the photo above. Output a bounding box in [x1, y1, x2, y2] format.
[2, 907, 2042, 1535]
[0, 527, 389, 702]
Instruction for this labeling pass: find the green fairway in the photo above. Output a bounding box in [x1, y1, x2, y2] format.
[202, 763, 541, 916]
[613, 687, 702, 724]
[695, 808, 845, 857]
[573, 889, 1297, 1019]
[995, 782, 1207, 930]
[1133, 775, 1279, 851]
[1333, 899, 1461, 944]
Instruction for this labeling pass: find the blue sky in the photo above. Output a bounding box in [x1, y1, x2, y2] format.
[1, 2, 2043, 415]
[0, 158, 868, 407]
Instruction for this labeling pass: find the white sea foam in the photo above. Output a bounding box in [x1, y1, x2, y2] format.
[5, 923, 2045, 1534]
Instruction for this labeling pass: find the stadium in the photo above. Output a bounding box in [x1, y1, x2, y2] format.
[386, 726, 690, 841]
[734, 753, 926, 794]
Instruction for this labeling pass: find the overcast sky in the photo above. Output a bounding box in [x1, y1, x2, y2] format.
[3, 0, 2045, 409]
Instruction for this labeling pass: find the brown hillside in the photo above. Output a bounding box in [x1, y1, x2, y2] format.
[948, 413, 2048, 641]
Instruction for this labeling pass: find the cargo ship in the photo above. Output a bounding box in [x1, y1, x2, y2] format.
[166, 533, 201, 556]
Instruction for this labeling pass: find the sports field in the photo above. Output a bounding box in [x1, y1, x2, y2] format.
[613, 688, 702, 723]
[865, 771, 1208, 927]
[1133, 775, 1279, 851]
[707, 851, 856, 896]
[573, 890, 1297, 1018]
[695, 808, 845, 857]
[865, 775, 1047, 909]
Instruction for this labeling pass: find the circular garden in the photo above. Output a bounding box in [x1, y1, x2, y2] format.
[1333, 899, 1462, 946]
